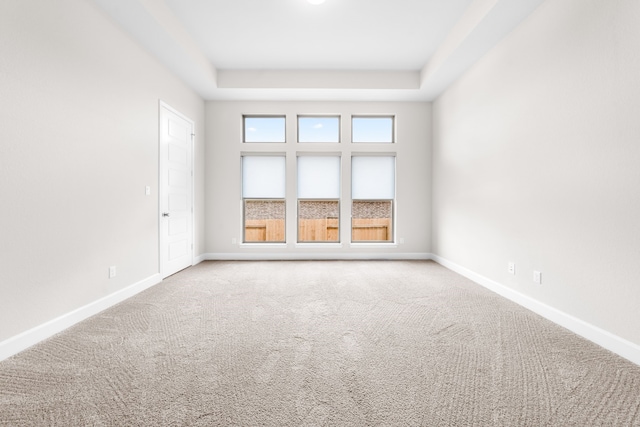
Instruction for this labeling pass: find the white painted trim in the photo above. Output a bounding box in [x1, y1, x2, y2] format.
[238, 243, 288, 249]
[193, 253, 207, 265]
[0, 274, 162, 362]
[349, 243, 398, 249]
[295, 243, 344, 249]
[203, 252, 431, 261]
[158, 100, 196, 278]
[430, 254, 640, 366]
[6, 254, 636, 368]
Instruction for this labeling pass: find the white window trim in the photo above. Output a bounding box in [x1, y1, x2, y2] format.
[239, 112, 399, 247]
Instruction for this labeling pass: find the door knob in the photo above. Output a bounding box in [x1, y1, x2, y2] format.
[162, 212, 170, 217]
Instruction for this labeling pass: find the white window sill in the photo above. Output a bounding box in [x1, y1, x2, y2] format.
[349, 243, 398, 248]
[295, 243, 344, 249]
[239, 243, 288, 248]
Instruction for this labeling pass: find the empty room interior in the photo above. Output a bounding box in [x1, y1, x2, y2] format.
[1, 0, 640, 425]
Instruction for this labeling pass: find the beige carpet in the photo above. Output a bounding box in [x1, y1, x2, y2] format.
[1, 260, 639, 426]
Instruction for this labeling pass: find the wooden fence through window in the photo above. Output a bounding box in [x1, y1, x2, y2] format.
[244, 217, 392, 242]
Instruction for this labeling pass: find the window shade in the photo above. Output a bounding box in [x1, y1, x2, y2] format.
[297, 156, 340, 198]
[351, 156, 395, 199]
[242, 156, 286, 198]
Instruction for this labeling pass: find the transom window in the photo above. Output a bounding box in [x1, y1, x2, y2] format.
[352, 116, 395, 143]
[297, 116, 340, 143]
[243, 116, 286, 143]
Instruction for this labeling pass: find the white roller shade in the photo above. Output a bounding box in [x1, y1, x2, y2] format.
[297, 156, 340, 198]
[242, 156, 286, 198]
[351, 156, 395, 199]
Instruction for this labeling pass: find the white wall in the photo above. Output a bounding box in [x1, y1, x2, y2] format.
[6, 0, 637, 365]
[433, 0, 640, 346]
[0, 0, 205, 343]
[205, 101, 431, 259]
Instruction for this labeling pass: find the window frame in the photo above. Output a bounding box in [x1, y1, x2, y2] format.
[296, 199, 340, 243]
[237, 112, 400, 248]
[297, 115, 341, 143]
[350, 155, 396, 244]
[242, 199, 286, 244]
[350, 199, 395, 243]
[242, 115, 287, 143]
[351, 115, 396, 144]
[241, 154, 287, 244]
[296, 154, 341, 243]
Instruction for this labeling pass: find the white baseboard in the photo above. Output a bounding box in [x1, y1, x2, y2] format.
[203, 252, 432, 261]
[0, 273, 162, 362]
[193, 253, 207, 265]
[430, 254, 640, 366]
[5, 256, 637, 367]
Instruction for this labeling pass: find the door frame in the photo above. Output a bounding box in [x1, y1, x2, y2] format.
[158, 100, 195, 278]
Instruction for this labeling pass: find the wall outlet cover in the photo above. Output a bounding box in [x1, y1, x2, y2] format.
[534, 270, 542, 284]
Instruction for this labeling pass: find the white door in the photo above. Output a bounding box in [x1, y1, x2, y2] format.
[159, 102, 193, 278]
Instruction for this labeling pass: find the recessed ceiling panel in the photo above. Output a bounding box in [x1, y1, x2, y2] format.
[93, 0, 546, 100]
[164, 0, 473, 70]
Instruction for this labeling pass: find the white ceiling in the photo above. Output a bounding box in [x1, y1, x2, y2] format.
[164, 0, 472, 71]
[92, 0, 546, 101]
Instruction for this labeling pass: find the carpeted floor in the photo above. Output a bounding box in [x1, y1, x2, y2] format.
[1, 260, 639, 426]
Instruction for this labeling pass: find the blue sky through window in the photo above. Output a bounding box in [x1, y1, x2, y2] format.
[244, 117, 286, 142]
[352, 117, 394, 143]
[298, 116, 340, 143]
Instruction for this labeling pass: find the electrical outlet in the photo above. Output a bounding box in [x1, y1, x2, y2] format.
[231, 238, 237, 244]
[399, 237, 405, 244]
[533, 270, 542, 284]
[109, 266, 116, 278]
[508, 262, 516, 275]
[145, 186, 151, 196]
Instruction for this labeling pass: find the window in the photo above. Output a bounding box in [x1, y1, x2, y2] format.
[243, 116, 286, 143]
[298, 116, 340, 143]
[351, 156, 395, 242]
[242, 156, 286, 242]
[238, 112, 399, 247]
[297, 156, 340, 242]
[352, 116, 394, 143]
